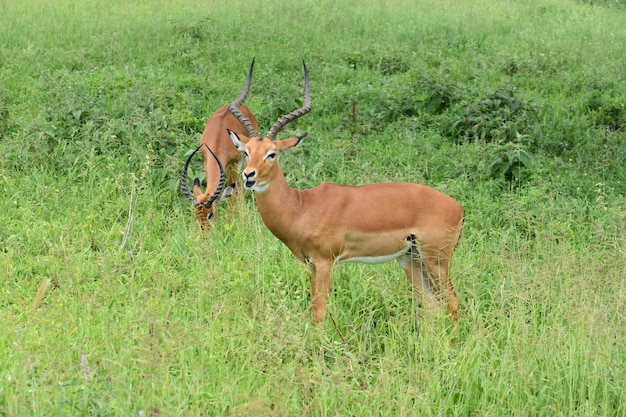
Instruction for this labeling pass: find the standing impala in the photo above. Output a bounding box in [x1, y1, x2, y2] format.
[180, 62, 259, 231]
[227, 61, 464, 325]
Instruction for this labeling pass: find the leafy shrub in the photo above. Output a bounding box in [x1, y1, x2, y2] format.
[585, 90, 626, 131]
[345, 50, 410, 76]
[445, 89, 537, 144]
[378, 55, 410, 76]
[574, 0, 626, 8]
[421, 80, 461, 114]
[168, 17, 214, 41]
[337, 78, 459, 136]
[487, 134, 536, 182]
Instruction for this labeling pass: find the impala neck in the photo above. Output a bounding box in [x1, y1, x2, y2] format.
[253, 163, 301, 243]
[202, 156, 223, 202]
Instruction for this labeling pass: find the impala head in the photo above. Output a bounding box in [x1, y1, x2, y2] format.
[228, 60, 312, 193]
[180, 144, 232, 230]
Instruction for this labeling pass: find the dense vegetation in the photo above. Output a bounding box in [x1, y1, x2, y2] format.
[1, 0, 624, 415]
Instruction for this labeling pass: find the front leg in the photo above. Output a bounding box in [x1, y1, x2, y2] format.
[226, 161, 245, 206]
[309, 260, 333, 325]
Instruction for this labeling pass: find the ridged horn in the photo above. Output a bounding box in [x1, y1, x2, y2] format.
[266, 60, 312, 141]
[228, 58, 259, 138]
[181, 145, 202, 205]
[180, 144, 226, 209]
[202, 144, 226, 209]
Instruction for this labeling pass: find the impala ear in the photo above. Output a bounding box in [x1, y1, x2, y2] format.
[276, 133, 307, 152]
[192, 177, 202, 195]
[219, 184, 236, 202]
[228, 129, 248, 152]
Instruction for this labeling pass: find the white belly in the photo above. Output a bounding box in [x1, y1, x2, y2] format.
[335, 246, 410, 265]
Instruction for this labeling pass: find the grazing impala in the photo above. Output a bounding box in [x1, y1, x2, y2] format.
[180, 62, 259, 231]
[227, 61, 464, 325]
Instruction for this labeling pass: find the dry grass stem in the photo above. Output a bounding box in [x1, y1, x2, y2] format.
[32, 278, 51, 312]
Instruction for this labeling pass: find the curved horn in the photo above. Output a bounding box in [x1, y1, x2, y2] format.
[181, 145, 203, 205]
[202, 144, 226, 209]
[228, 58, 259, 138]
[266, 60, 312, 141]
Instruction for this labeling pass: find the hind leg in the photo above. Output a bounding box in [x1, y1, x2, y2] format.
[420, 250, 460, 322]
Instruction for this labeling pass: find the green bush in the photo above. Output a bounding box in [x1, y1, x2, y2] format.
[445, 90, 538, 144]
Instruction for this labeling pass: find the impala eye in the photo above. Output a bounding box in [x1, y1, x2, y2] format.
[265, 151, 277, 161]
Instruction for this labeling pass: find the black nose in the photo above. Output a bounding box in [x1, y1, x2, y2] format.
[243, 170, 255, 180]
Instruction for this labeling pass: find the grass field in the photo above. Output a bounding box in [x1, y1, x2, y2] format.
[1, 0, 625, 415]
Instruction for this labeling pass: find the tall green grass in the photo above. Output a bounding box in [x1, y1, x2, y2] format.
[1, 0, 625, 415]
